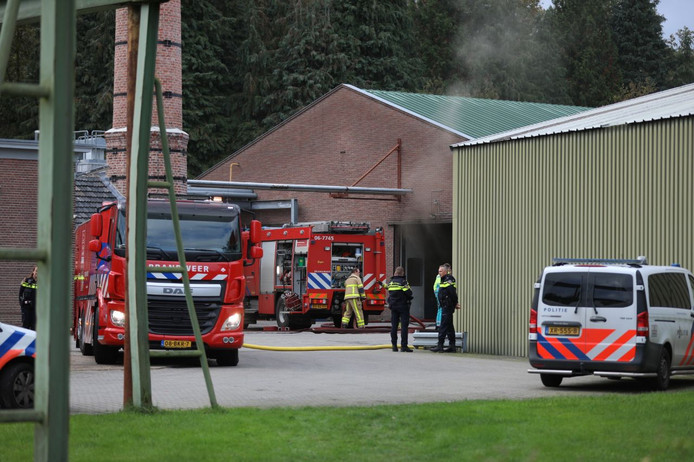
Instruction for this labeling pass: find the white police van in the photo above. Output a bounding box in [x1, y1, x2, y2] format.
[528, 257, 694, 390]
[0, 322, 35, 408]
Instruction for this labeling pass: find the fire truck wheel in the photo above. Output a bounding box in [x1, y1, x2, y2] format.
[289, 315, 312, 330]
[93, 311, 119, 365]
[0, 361, 34, 409]
[276, 298, 290, 328]
[215, 349, 239, 367]
[78, 312, 93, 356]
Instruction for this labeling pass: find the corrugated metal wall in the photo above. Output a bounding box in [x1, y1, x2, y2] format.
[452, 116, 694, 357]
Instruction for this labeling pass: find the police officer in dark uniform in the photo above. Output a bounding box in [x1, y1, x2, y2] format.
[431, 270, 458, 352]
[19, 265, 38, 330]
[384, 266, 413, 352]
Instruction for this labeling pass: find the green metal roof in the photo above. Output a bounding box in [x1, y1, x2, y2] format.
[363, 88, 591, 139]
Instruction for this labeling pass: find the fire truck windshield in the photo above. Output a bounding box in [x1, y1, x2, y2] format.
[113, 204, 242, 262]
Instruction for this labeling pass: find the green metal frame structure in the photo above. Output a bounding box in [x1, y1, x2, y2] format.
[0, 1, 217, 460]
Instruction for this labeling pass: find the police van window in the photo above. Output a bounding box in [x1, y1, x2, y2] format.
[649, 273, 691, 309]
[689, 275, 694, 307]
[592, 273, 633, 307]
[543, 272, 582, 306]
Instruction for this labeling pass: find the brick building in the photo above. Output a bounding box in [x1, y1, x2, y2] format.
[198, 84, 588, 318]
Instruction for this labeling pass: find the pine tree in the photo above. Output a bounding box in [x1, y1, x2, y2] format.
[0, 24, 40, 138]
[611, 0, 668, 99]
[332, 0, 424, 91]
[665, 27, 694, 88]
[550, 0, 622, 106]
[181, 0, 235, 176]
[74, 11, 115, 133]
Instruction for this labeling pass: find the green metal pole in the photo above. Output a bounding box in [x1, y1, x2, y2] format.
[33, 0, 75, 460]
[0, 0, 20, 87]
[126, 1, 159, 409]
[153, 78, 218, 408]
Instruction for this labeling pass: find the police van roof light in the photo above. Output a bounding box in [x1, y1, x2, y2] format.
[553, 256, 648, 266]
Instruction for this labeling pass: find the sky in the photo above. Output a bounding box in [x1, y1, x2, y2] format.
[538, 0, 693, 40]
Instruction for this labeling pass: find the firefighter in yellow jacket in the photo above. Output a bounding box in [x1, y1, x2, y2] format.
[341, 267, 366, 328]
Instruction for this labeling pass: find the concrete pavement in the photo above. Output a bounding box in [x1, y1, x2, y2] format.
[68, 325, 694, 414]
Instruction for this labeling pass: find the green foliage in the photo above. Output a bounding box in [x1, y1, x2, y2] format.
[550, 0, 622, 106]
[2, 392, 694, 461]
[611, 0, 668, 96]
[181, 0, 236, 176]
[0, 24, 40, 139]
[665, 26, 694, 88]
[74, 11, 115, 133]
[0, 0, 690, 173]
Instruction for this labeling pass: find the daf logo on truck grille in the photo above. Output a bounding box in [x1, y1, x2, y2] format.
[147, 282, 221, 297]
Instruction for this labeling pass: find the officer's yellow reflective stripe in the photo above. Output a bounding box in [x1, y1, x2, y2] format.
[21, 282, 37, 289]
[440, 282, 456, 288]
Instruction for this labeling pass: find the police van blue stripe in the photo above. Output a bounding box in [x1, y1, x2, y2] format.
[308, 273, 332, 290]
[558, 338, 590, 361]
[537, 334, 565, 359]
[25, 339, 36, 357]
[0, 331, 24, 358]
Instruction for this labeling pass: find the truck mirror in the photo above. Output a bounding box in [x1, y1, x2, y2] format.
[249, 220, 262, 244]
[250, 246, 263, 259]
[90, 213, 102, 237]
[88, 239, 101, 253]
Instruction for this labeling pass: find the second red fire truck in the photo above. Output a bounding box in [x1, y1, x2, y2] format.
[244, 221, 387, 329]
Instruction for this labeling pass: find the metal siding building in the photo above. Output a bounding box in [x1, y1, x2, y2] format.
[451, 84, 694, 357]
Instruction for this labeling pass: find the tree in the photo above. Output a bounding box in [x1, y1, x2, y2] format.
[610, 0, 668, 98]
[550, 0, 622, 107]
[181, 0, 236, 176]
[74, 11, 115, 133]
[447, 0, 569, 103]
[332, 0, 424, 91]
[0, 24, 40, 139]
[409, 0, 461, 94]
[664, 27, 694, 88]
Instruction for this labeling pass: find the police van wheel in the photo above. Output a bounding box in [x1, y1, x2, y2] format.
[540, 374, 563, 387]
[651, 349, 671, 391]
[0, 362, 34, 409]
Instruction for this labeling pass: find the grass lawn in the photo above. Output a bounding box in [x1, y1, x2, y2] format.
[1, 391, 693, 461]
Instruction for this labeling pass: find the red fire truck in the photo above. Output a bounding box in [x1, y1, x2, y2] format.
[73, 199, 262, 366]
[244, 221, 387, 329]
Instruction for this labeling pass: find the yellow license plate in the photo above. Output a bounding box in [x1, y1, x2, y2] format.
[162, 340, 191, 349]
[312, 304, 328, 309]
[546, 326, 580, 336]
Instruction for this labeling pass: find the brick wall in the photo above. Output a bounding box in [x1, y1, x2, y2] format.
[201, 85, 465, 276]
[0, 158, 38, 325]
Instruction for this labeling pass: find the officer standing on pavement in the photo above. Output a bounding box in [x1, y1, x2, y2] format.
[19, 265, 38, 330]
[341, 267, 366, 328]
[384, 266, 413, 352]
[431, 267, 459, 353]
[433, 264, 450, 330]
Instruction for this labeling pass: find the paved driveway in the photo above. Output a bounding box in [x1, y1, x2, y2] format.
[69, 327, 694, 414]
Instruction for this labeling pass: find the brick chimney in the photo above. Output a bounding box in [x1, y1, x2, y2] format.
[105, 0, 188, 195]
